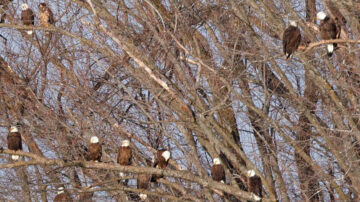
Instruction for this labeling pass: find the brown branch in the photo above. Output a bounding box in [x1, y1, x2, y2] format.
[80, 186, 193, 201]
[299, 39, 360, 52]
[0, 149, 265, 201]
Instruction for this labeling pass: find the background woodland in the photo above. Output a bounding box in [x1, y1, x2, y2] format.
[0, 0, 360, 201]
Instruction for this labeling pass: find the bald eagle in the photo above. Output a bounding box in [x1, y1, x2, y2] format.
[7, 126, 22, 160]
[211, 158, 225, 183]
[21, 3, 35, 35]
[283, 21, 301, 59]
[117, 139, 132, 177]
[54, 186, 72, 202]
[317, 11, 340, 57]
[86, 136, 102, 162]
[151, 149, 171, 182]
[39, 3, 54, 35]
[247, 170, 262, 200]
[137, 173, 150, 200]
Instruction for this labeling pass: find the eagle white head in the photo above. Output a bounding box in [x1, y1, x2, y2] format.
[162, 150, 171, 161]
[289, 20, 297, 27]
[22, 3, 29, 10]
[139, 193, 147, 200]
[213, 158, 221, 165]
[121, 139, 130, 147]
[57, 186, 64, 194]
[247, 169, 256, 177]
[90, 136, 99, 144]
[10, 126, 18, 133]
[317, 11, 327, 20]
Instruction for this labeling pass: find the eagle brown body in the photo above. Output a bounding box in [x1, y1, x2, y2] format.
[117, 145, 132, 165]
[7, 126, 22, 160]
[154, 149, 169, 169]
[54, 192, 72, 202]
[151, 149, 170, 182]
[211, 164, 225, 183]
[283, 24, 301, 59]
[137, 173, 150, 189]
[21, 8, 34, 26]
[87, 137, 102, 162]
[21, 4, 35, 35]
[320, 17, 339, 43]
[39, 3, 54, 27]
[7, 130, 22, 151]
[137, 173, 150, 200]
[54, 187, 72, 202]
[87, 142, 101, 162]
[247, 171, 262, 198]
[118, 140, 132, 177]
[318, 12, 340, 57]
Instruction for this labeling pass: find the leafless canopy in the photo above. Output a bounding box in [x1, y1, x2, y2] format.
[0, 0, 360, 201]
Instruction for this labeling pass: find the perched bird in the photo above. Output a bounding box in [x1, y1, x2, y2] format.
[117, 139, 132, 177]
[21, 3, 35, 35]
[54, 186, 72, 202]
[39, 3, 54, 26]
[247, 170, 262, 200]
[137, 173, 151, 200]
[39, 3, 54, 35]
[86, 136, 102, 162]
[283, 20, 301, 59]
[317, 11, 340, 57]
[211, 158, 225, 183]
[151, 149, 171, 182]
[7, 126, 22, 160]
[154, 149, 171, 169]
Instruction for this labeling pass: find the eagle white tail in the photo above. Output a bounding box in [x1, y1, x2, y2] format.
[139, 193, 147, 200]
[327, 44, 334, 57]
[252, 193, 262, 201]
[26, 30, 33, 35]
[11, 155, 19, 160]
[286, 53, 293, 59]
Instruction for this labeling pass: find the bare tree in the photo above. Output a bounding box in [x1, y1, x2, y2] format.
[0, 0, 360, 201]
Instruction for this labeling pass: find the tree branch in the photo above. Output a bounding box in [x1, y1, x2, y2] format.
[0, 149, 265, 201]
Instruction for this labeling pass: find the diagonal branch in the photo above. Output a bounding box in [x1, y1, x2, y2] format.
[0, 149, 265, 201]
[299, 39, 360, 52]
